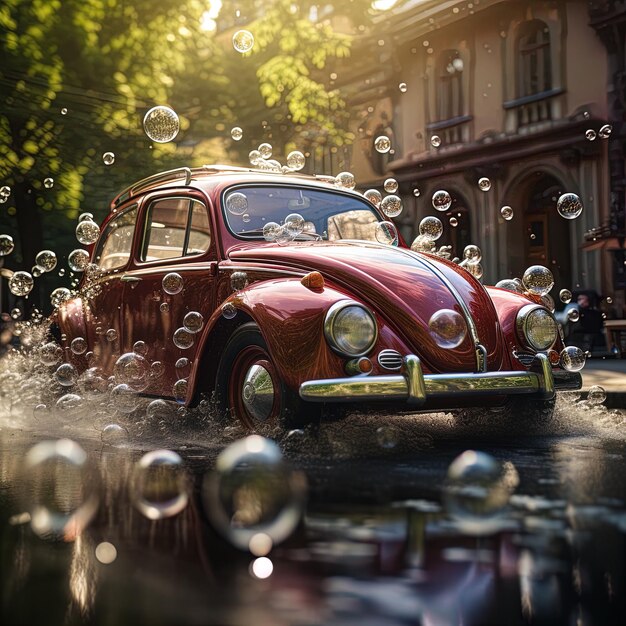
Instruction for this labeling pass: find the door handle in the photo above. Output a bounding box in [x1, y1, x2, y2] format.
[120, 275, 141, 283]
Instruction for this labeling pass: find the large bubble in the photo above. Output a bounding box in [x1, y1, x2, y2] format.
[283, 213, 305, 237]
[143, 105, 180, 143]
[428, 309, 467, 349]
[114, 352, 149, 391]
[419, 216, 443, 241]
[226, 192, 248, 216]
[162, 272, 183, 295]
[380, 194, 402, 218]
[233, 29, 255, 53]
[334, 171, 356, 189]
[383, 178, 398, 193]
[374, 221, 398, 246]
[68, 249, 90, 272]
[173, 327, 194, 350]
[560, 346, 586, 372]
[9, 271, 34, 296]
[522, 265, 554, 296]
[262, 222, 281, 242]
[76, 219, 100, 245]
[556, 193, 583, 220]
[35, 249, 57, 272]
[0, 234, 15, 256]
[286, 151, 305, 170]
[183, 311, 204, 334]
[463, 245, 482, 265]
[363, 189, 382, 206]
[432, 190, 452, 212]
[374, 136, 391, 153]
[51, 287, 71, 308]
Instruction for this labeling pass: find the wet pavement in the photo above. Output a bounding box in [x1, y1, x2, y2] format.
[1, 390, 625, 626]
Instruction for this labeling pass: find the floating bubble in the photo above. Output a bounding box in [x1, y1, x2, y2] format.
[478, 177, 491, 191]
[110, 383, 140, 414]
[231, 271, 248, 291]
[68, 249, 90, 272]
[380, 194, 402, 218]
[183, 311, 204, 333]
[334, 171, 356, 189]
[585, 129, 596, 141]
[541, 293, 556, 312]
[0, 185, 11, 198]
[399, 82, 408, 93]
[364, 189, 382, 206]
[376, 425, 399, 449]
[286, 150, 305, 170]
[159, 302, 170, 313]
[70, 337, 88, 355]
[55, 393, 84, 415]
[147, 399, 172, 420]
[607, 296, 613, 304]
[131, 450, 189, 520]
[430, 135, 441, 148]
[282, 213, 304, 238]
[150, 361, 165, 378]
[78, 212, 94, 223]
[76, 219, 100, 245]
[133, 340, 148, 356]
[175, 357, 190, 372]
[495, 279, 524, 294]
[559, 289, 572, 304]
[101, 423, 129, 446]
[500, 205, 514, 220]
[384, 178, 398, 193]
[61, 107, 67, 115]
[35, 249, 57, 272]
[226, 192, 248, 216]
[114, 352, 149, 391]
[567, 308, 580, 323]
[233, 29, 254, 53]
[598, 124, 612, 139]
[432, 189, 452, 211]
[40, 341, 63, 366]
[0, 234, 15, 256]
[162, 272, 183, 295]
[231, 126, 243, 141]
[95, 542, 117, 565]
[522, 265, 554, 296]
[449, 217, 458, 227]
[173, 327, 194, 349]
[556, 193, 583, 220]
[202, 436, 307, 550]
[222, 303, 237, 319]
[43, 177, 54, 189]
[429, 309, 467, 348]
[411, 234, 435, 253]
[242, 213, 251, 223]
[55, 363, 77, 387]
[258, 142, 272, 159]
[419, 216, 443, 241]
[374, 221, 398, 246]
[374, 135, 391, 153]
[444, 451, 518, 535]
[102, 152, 115, 165]
[560, 346, 585, 372]
[143, 105, 180, 143]
[173, 378, 188, 403]
[33, 403, 48, 419]
[263, 221, 281, 242]
[25, 439, 99, 540]
[105, 328, 118, 342]
[249, 149, 262, 166]
[413, 188, 421, 197]
[51, 287, 71, 308]
[587, 385, 606, 405]
[466, 263, 483, 280]
[9, 271, 34, 296]
[463, 245, 482, 265]
[10, 307, 21, 319]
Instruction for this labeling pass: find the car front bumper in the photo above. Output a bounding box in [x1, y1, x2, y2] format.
[299, 353, 582, 405]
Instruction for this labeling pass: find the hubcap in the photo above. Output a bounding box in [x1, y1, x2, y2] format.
[241, 363, 275, 423]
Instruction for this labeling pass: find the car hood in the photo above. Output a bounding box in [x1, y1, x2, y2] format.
[228, 241, 506, 373]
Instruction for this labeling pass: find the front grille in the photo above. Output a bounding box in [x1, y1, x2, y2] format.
[514, 351, 535, 367]
[378, 349, 403, 371]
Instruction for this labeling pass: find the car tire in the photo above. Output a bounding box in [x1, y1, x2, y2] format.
[215, 322, 320, 431]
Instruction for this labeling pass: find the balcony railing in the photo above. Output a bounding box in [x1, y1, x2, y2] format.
[503, 88, 564, 129]
[426, 114, 472, 147]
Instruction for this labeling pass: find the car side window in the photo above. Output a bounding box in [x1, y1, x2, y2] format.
[94, 205, 138, 271]
[141, 198, 211, 262]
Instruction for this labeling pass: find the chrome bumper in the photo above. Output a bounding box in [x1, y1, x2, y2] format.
[299, 354, 582, 404]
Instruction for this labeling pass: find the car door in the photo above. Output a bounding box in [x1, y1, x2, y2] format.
[82, 204, 138, 376]
[120, 193, 216, 399]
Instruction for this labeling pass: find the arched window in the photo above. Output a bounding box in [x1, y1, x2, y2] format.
[517, 20, 552, 97]
[437, 50, 464, 121]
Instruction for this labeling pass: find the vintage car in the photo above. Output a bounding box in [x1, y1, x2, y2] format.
[52, 166, 583, 429]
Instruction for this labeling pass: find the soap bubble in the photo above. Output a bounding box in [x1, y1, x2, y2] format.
[466, 263, 484, 280]
[478, 177, 491, 191]
[183, 311, 204, 333]
[399, 82, 408, 92]
[559, 289, 572, 304]
[114, 352, 149, 391]
[419, 216, 443, 241]
[495, 279, 525, 294]
[202, 436, 307, 550]
[231, 126, 243, 141]
[70, 337, 88, 355]
[131, 450, 189, 520]
[101, 424, 128, 446]
[226, 192, 248, 216]
[76, 219, 100, 245]
[585, 129, 596, 141]
[598, 124, 612, 139]
[560, 346, 585, 372]
[105, 328, 118, 342]
[0, 234, 15, 255]
[175, 357, 190, 374]
[383, 178, 398, 193]
[567, 308, 580, 323]
[522, 265, 554, 296]
[133, 341, 148, 356]
[25, 439, 99, 540]
[286, 151, 305, 170]
[222, 303, 237, 319]
[35, 249, 57, 272]
[55, 393, 84, 416]
[150, 361, 165, 379]
[68, 249, 90, 272]
[411, 234, 436, 253]
[432, 189, 452, 211]
[102, 152, 115, 165]
[380, 194, 402, 218]
[248, 149, 262, 166]
[173, 328, 194, 350]
[364, 189, 382, 206]
[162, 272, 183, 295]
[500, 205, 514, 220]
[110, 383, 140, 414]
[556, 193, 583, 220]
[284, 213, 305, 237]
[173, 378, 188, 403]
[431, 135, 441, 147]
[258, 142, 272, 159]
[334, 171, 356, 189]
[449, 217, 458, 227]
[587, 385, 606, 405]
[463, 244, 482, 264]
[40, 341, 63, 366]
[231, 271, 249, 291]
[413, 188, 421, 197]
[9, 271, 34, 296]
[374, 221, 398, 246]
[374, 135, 391, 153]
[233, 29, 255, 53]
[444, 451, 518, 535]
[51, 287, 71, 308]
[55, 363, 77, 387]
[159, 302, 170, 313]
[79, 212, 94, 223]
[429, 309, 467, 349]
[43, 177, 54, 189]
[263, 221, 281, 242]
[0, 185, 10, 198]
[143, 105, 180, 143]
[147, 399, 173, 420]
[376, 425, 399, 449]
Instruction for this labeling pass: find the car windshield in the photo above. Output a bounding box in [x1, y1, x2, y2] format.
[222, 185, 392, 243]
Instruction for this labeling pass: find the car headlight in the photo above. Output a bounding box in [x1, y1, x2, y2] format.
[324, 301, 378, 357]
[516, 304, 558, 351]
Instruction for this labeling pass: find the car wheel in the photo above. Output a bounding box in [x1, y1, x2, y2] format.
[216, 322, 319, 430]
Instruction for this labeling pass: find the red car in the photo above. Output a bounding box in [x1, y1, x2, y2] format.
[52, 166, 582, 429]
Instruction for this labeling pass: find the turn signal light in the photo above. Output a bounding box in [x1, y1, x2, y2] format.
[548, 349, 560, 365]
[301, 271, 325, 290]
[345, 357, 373, 376]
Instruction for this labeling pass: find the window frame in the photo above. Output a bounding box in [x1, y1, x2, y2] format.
[516, 20, 552, 98]
[92, 204, 139, 272]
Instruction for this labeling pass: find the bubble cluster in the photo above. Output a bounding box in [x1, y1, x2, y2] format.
[428, 309, 467, 349]
[522, 265, 554, 297]
[233, 29, 255, 53]
[432, 189, 452, 212]
[380, 194, 402, 218]
[556, 193, 583, 220]
[374, 135, 391, 153]
[143, 105, 180, 143]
